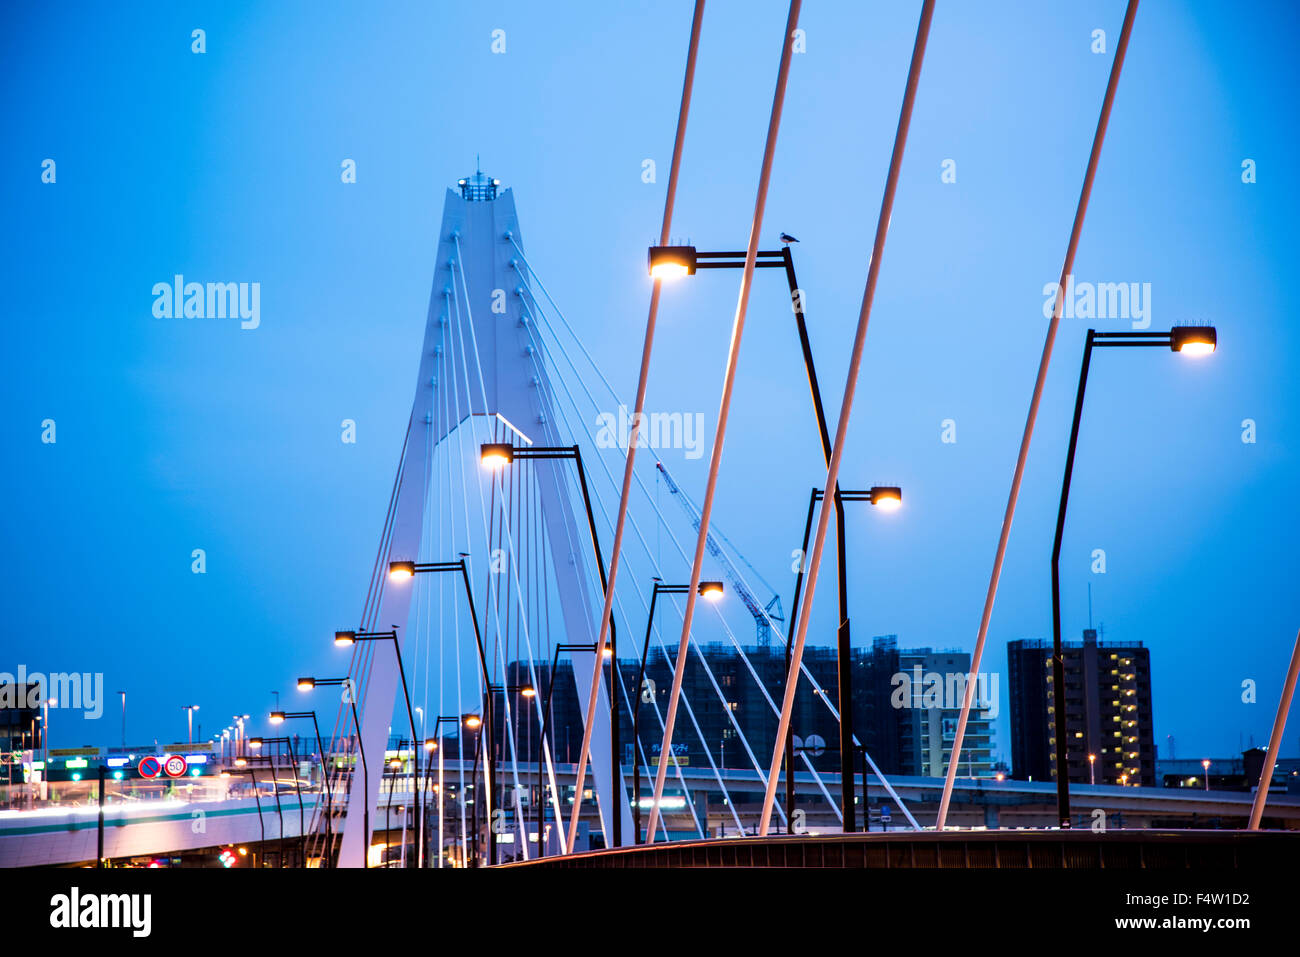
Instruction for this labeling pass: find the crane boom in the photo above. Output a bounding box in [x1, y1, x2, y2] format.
[655, 461, 784, 646]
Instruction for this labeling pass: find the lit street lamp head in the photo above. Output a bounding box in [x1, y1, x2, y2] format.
[269, 711, 286, 725]
[1170, 325, 1216, 356]
[869, 486, 903, 510]
[463, 713, 482, 730]
[699, 581, 725, 602]
[248, 738, 263, 749]
[480, 443, 514, 470]
[521, 686, 536, 698]
[334, 630, 357, 647]
[388, 560, 416, 582]
[297, 677, 315, 691]
[424, 738, 437, 751]
[647, 245, 697, 280]
[233, 755, 247, 767]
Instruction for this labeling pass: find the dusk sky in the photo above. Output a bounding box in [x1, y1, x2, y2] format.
[3, 1, 1297, 768]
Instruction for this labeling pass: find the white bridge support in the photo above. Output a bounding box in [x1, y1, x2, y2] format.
[338, 176, 631, 868]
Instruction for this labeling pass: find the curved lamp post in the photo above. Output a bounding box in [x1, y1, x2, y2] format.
[250, 735, 306, 867]
[220, 767, 265, 866]
[269, 708, 333, 867]
[296, 676, 369, 867]
[785, 485, 901, 825]
[385, 556, 492, 864]
[1050, 325, 1216, 825]
[649, 240, 875, 831]
[534, 643, 611, 859]
[331, 628, 421, 867]
[631, 579, 723, 843]
[478, 442, 624, 847]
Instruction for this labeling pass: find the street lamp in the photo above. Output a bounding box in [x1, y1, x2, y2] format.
[298, 676, 369, 866]
[653, 241, 895, 834]
[1202, 758, 1211, 792]
[1049, 326, 1217, 827]
[631, 579, 724, 843]
[787, 485, 902, 828]
[424, 715, 466, 869]
[646, 245, 697, 279]
[182, 705, 200, 746]
[478, 444, 514, 469]
[488, 682, 536, 860]
[220, 767, 266, 864]
[383, 556, 493, 864]
[239, 752, 288, 867]
[231, 714, 249, 758]
[1171, 326, 1217, 356]
[477, 442, 625, 848]
[331, 629, 423, 867]
[1088, 753, 1096, 786]
[267, 709, 334, 867]
[249, 735, 306, 866]
[43, 698, 56, 762]
[533, 644, 604, 859]
[456, 713, 492, 865]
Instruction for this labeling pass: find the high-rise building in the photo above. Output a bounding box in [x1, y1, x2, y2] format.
[503, 634, 995, 780]
[895, 647, 997, 779]
[1007, 629, 1156, 787]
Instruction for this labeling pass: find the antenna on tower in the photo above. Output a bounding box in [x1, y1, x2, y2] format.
[1087, 583, 1093, 630]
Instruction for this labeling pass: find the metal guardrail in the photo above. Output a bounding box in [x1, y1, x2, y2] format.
[501, 829, 1300, 869]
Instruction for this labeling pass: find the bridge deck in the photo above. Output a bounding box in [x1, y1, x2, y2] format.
[499, 829, 1298, 869]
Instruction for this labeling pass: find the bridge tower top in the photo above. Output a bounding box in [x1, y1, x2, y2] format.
[457, 166, 500, 201]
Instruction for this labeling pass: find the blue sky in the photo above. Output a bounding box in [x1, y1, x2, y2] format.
[2, 1, 1297, 765]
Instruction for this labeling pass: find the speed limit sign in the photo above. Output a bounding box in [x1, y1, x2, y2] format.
[163, 754, 188, 778]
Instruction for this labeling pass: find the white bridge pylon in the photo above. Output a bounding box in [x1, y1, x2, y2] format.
[336, 172, 632, 868]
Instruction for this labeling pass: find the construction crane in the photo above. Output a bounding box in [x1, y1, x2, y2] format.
[655, 461, 784, 647]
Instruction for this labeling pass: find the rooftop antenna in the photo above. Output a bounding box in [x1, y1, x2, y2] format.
[1087, 583, 1093, 629]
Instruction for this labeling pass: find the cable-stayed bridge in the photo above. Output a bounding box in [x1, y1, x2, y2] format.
[7, 0, 1299, 873]
[309, 165, 924, 867]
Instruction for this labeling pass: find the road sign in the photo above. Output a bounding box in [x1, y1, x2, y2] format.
[138, 756, 162, 778]
[163, 754, 188, 778]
